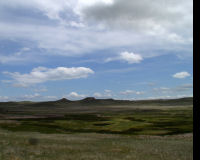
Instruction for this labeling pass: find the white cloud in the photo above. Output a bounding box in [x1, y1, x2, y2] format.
[0, 0, 113, 21]
[147, 94, 193, 100]
[0, 0, 193, 61]
[106, 51, 143, 64]
[0, 0, 72, 21]
[120, 52, 143, 64]
[45, 96, 58, 100]
[120, 90, 135, 95]
[174, 84, 193, 92]
[0, 96, 9, 102]
[173, 71, 191, 79]
[0, 22, 147, 56]
[135, 91, 145, 95]
[3, 66, 94, 87]
[93, 90, 112, 98]
[33, 87, 48, 92]
[22, 93, 40, 99]
[153, 87, 170, 94]
[93, 92, 103, 98]
[104, 89, 111, 93]
[66, 92, 86, 100]
[104, 67, 138, 73]
[120, 90, 144, 95]
[0, 94, 58, 102]
[15, 47, 30, 56]
[0, 55, 25, 64]
[0, 47, 31, 64]
[153, 84, 193, 94]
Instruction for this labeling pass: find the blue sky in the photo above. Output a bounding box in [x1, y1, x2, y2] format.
[0, 0, 193, 101]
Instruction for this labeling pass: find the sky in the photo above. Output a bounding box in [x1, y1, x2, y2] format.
[0, 0, 193, 101]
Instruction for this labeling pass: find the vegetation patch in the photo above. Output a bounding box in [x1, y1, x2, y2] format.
[0, 107, 193, 136]
[93, 123, 110, 126]
[64, 114, 110, 122]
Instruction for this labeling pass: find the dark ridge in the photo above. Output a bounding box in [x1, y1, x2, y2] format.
[101, 98, 115, 101]
[80, 97, 97, 102]
[28, 98, 71, 107]
[0, 97, 193, 105]
[56, 98, 71, 103]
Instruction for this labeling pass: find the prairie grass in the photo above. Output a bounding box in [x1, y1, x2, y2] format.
[0, 129, 193, 160]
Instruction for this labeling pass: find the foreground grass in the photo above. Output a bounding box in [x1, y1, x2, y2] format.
[0, 129, 193, 160]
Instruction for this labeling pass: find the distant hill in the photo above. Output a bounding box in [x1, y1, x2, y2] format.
[0, 97, 193, 106]
[64, 97, 193, 106]
[0, 97, 193, 120]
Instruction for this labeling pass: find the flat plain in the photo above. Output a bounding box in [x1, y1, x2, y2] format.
[0, 97, 193, 160]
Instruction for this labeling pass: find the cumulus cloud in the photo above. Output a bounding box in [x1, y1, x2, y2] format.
[66, 92, 86, 100]
[3, 66, 94, 87]
[120, 52, 143, 64]
[173, 71, 191, 79]
[106, 51, 143, 64]
[93, 90, 112, 98]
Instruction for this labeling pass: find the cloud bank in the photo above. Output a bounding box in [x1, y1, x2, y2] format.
[81, 0, 192, 37]
[4, 67, 94, 87]
[0, 0, 193, 61]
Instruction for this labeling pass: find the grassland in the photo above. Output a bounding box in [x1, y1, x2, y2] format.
[0, 129, 193, 160]
[0, 97, 193, 160]
[0, 107, 193, 135]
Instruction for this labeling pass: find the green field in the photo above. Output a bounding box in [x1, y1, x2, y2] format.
[0, 108, 193, 135]
[0, 97, 193, 160]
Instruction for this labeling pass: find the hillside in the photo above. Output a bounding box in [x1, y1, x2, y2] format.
[0, 97, 193, 119]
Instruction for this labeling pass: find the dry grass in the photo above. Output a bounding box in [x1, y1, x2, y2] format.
[0, 129, 193, 160]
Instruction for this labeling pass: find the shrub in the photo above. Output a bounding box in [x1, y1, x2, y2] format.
[28, 138, 39, 145]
